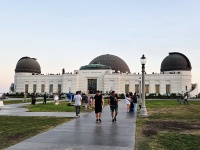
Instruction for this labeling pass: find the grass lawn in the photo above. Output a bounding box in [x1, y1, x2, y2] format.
[3, 98, 53, 105]
[0, 116, 73, 149]
[136, 100, 200, 150]
[25, 100, 109, 112]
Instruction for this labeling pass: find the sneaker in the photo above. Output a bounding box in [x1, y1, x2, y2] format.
[112, 119, 114, 122]
[99, 119, 101, 122]
[96, 119, 98, 122]
[114, 117, 117, 121]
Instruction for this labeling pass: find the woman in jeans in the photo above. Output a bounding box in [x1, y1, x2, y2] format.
[133, 92, 138, 113]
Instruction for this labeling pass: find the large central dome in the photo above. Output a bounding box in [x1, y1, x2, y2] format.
[89, 54, 130, 73]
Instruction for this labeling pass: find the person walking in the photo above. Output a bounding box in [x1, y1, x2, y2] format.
[82, 93, 89, 111]
[42, 92, 47, 104]
[184, 93, 189, 105]
[31, 93, 36, 105]
[89, 97, 93, 109]
[133, 92, 138, 113]
[125, 93, 130, 112]
[129, 92, 134, 112]
[23, 92, 27, 103]
[108, 91, 118, 122]
[74, 91, 82, 117]
[177, 93, 181, 105]
[94, 90, 104, 122]
[67, 92, 73, 106]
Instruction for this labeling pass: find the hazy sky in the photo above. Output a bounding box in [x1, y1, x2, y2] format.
[0, 0, 200, 94]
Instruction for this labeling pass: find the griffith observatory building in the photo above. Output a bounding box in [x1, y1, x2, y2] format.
[11, 52, 197, 96]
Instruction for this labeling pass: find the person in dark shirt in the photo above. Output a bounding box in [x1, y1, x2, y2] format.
[94, 90, 104, 122]
[108, 91, 118, 122]
[31, 93, 36, 105]
[42, 92, 47, 104]
[82, 93, 89, 111]
[133, 92, 138, 113]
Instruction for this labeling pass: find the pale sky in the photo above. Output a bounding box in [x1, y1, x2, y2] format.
[0, 0, 200, 94]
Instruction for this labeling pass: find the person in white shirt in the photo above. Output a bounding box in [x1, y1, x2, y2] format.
[184, 93, 189, 105]
[125, 93, 131, 112]
[73, 91, 82, 116]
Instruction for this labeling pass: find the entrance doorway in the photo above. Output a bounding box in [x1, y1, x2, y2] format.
[88, 79, 97, 94]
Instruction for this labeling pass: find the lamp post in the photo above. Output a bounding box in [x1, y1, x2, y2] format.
[139, 54, 148, 117]
[139, 77, 142, 109]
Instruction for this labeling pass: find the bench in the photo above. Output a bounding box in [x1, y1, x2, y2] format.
[0, 101, 4, 110]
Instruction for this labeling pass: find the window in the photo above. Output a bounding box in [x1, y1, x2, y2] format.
[25, 84, 29, 93]
[145, 84, 149, 94]
[49, 84, 53, 93]
[155, 84, 160, 93]
[166, 84, 170, 94]
[135, 84, 139, 93]
[41, 84, 45, 93]
[58, 84, 62, 93]
[125, 84, 129, 93]
[185, 86, 187, 91]
[33, 84, 37, 93]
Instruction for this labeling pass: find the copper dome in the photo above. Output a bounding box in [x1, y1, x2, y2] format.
[161, 52, 192, 72]
[15, 57, 41, 74]
[89, 54, 130, 73]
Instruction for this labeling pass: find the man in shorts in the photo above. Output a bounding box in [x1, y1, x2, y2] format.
[108, 91, 118, 122]
[94, 90, 104, 122]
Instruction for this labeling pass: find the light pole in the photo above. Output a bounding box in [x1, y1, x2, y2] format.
[139, 54, 148, 117]
[139, 77, 142, 109]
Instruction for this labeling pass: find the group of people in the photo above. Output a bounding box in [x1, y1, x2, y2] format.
[73, 90, 119, 123]
[177, 92, 189, 105]
[125, 92, 140, 113]
[25, 90, 138, 122]
[23, 92, 48, 105]
[73, 91, 99, 117]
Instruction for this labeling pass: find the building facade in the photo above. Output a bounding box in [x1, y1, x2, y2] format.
[11, 53, 197, 96]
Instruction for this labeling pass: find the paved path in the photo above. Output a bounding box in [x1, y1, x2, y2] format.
[0, 100, 86, 117]
[5, 100, 136, 150]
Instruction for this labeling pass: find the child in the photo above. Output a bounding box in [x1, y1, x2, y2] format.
[89, 97, 93, 109]
[54, 93, 59, 105]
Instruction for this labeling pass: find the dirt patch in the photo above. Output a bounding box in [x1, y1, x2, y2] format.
[143, 121, 200, 137]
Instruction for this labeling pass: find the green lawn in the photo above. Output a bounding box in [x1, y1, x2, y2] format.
[0, 116, 73, 149]
[25, 100, 109, 112]
[3, 98, 54, 105]
[136, 100, 200, 150]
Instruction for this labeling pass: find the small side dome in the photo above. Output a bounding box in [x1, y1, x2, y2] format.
[89, 54, 130, 73]
[15, 56, 41, 74]
[161, 52, 192, 72]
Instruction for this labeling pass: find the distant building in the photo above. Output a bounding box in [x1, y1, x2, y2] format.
[11, 53, 197, 96]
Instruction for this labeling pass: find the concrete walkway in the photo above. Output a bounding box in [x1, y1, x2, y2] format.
[0, 100, 87, 117]
[5, 100, 136, 150]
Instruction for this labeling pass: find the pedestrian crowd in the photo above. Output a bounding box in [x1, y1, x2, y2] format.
[23, 90, 142, 122]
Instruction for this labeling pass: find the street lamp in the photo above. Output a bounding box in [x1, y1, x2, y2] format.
[139, 77, 142, 109]
[139, 54, 148, 117]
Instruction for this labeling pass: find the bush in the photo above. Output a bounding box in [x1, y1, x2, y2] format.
[146, 93, 179, 99]
[118, 93, 125, 99]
